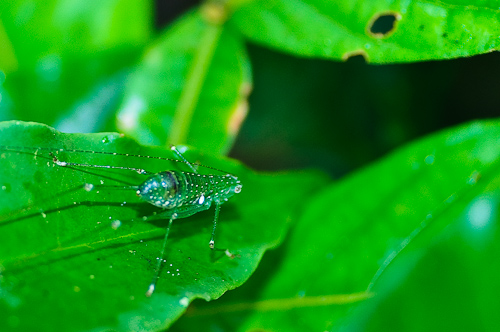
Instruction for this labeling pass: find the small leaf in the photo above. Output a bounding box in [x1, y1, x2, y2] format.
[117, 9, 251, 154]
[0, 121, 327, 331]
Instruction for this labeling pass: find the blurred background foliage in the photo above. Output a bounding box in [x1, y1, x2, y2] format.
[1, 0, 500, 331]
[1, 0, 499, 175]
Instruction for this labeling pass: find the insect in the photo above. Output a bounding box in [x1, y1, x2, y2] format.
[0, 144, 242, 296]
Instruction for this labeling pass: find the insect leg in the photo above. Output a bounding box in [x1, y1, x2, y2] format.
[209, 203, 221, 249]
[146, 215, 174, 297]
[170, 145, 198, 174]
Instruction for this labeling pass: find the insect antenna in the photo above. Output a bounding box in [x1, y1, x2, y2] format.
[0, 145, 236, 175]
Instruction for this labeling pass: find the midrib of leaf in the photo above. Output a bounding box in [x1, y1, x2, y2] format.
[183, 291, 372, 316]
[169, 14, 224, 146]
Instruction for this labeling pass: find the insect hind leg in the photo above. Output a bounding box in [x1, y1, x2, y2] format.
[146, 214, 174, 297]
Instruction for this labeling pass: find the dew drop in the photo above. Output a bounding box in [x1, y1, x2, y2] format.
[111, 220, 122, 230]
[84, 183, 94, 192]
[179, 297, 189, 307]
[424, 154, 435, 165]
[467, 197, 494, 230]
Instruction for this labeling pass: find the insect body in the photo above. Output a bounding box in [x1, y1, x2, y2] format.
[3, 144, 242, 296]
[138, 171, 241, 213]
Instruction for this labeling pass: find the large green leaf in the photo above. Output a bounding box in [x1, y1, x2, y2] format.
[337, 209, 500, 331]
[171, 119, 500, 331]
[0, 121, 327, 331]
[0, 0, 151, 126]
[117, 8, 251, 154]
[231, 0, 500, 63]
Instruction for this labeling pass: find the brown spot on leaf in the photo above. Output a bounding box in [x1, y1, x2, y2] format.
[367, 11, 402, 38]
[342, 50, 370, 63]
[227, 81, 251, 136]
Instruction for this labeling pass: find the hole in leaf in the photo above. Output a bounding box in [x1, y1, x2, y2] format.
[342, 50, 369, 63]
[367, 12, 401, 38]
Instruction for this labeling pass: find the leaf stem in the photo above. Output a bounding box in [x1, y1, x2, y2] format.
[184, 292, 373, 316]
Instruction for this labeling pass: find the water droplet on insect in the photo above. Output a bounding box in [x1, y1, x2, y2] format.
[41, 212, 47, 219]
[84, 183, 94, 192]
[101, 135, 111, 144]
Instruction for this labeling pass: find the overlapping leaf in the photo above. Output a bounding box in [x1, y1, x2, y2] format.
[231, 0, 500, 63]
[172, 119, 500, 331]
